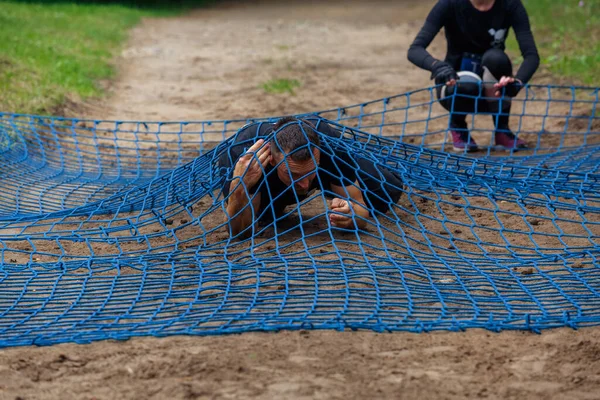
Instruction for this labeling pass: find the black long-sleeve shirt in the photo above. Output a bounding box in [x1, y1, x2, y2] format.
[407, 0, 540, 83]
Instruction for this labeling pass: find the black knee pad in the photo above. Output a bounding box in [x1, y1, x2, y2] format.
[437, 71, 482, 114]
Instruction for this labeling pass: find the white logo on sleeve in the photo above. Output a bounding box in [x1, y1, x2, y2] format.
[488, 28, 507, 46]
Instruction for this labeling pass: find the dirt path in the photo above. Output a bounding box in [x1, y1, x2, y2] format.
[3, 1, 600, 399]
[85, 0, 439, 122]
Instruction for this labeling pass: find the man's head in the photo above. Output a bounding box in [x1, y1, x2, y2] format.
[270, 117, 321, 195]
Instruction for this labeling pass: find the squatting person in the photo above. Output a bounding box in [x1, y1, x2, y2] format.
[408, 0, 540, 151]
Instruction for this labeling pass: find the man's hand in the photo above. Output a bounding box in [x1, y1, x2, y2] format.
[225, 139, 270, 239]
[232, 139, 271, 189]
[329, 198, 355, 228]
[431, 61, 458, 86]
[494, 76, 522, 97]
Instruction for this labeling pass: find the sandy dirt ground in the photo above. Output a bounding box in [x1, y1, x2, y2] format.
[81, 0, 439, 122]
[2, 1, 600, 399]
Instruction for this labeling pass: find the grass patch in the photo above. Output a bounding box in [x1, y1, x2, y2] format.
[261, 78, 301, 95]
[0, 1, 210, 115]
[507, 0, 600, 85]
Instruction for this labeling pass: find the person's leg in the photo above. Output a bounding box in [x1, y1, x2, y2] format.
[438, 85, 468, 125]
[481, 49, 527, 149]
[437, 73, 481, 152]
[481, 48, 512, 131]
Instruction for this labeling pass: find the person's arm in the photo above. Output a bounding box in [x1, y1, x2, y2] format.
[509, 0, 540, 84]
[224, 139, 271, 238]
[328, 182, 369, 230]
[407, 0, 450, 72]
[493, 1, 540, 97]
[226, 181, 262, 238]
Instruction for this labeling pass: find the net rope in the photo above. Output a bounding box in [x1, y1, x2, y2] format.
[0, 84, 599, 347]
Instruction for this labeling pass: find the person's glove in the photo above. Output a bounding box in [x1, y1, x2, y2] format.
[430, 61, 458, 85]
[502, 79, 523, 97]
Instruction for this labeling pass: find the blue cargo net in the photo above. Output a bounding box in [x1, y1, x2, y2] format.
[0, 84, 599, 347]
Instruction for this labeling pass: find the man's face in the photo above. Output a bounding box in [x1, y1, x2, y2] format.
[271, 148, 320, 195]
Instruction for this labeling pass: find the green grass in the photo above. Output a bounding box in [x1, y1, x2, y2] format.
[261, 78, 301, 95]
[0, 1, 208, 115]
[508, 0, 600, 85]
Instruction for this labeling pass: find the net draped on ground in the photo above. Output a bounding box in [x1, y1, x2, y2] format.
[0, 84, 599, 347]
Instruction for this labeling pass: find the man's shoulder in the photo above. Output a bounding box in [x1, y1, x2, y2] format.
[301, 116, 344, 139]
[233, 121, 274, 142]
[219, 121, 274, 168]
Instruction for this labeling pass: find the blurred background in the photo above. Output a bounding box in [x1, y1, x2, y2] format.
[0, 0, 598, 117]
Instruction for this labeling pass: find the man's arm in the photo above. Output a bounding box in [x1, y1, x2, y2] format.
[224, 139, 271, 238]
[225, 181, 262, 238]
[329, 182, 369, 230]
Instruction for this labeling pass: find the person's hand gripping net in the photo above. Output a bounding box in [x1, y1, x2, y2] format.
[233, 139, 271, 189]
[431, 60, 459, 86]
[329, 197, 356, 229]
[493, 76, 522, 98]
